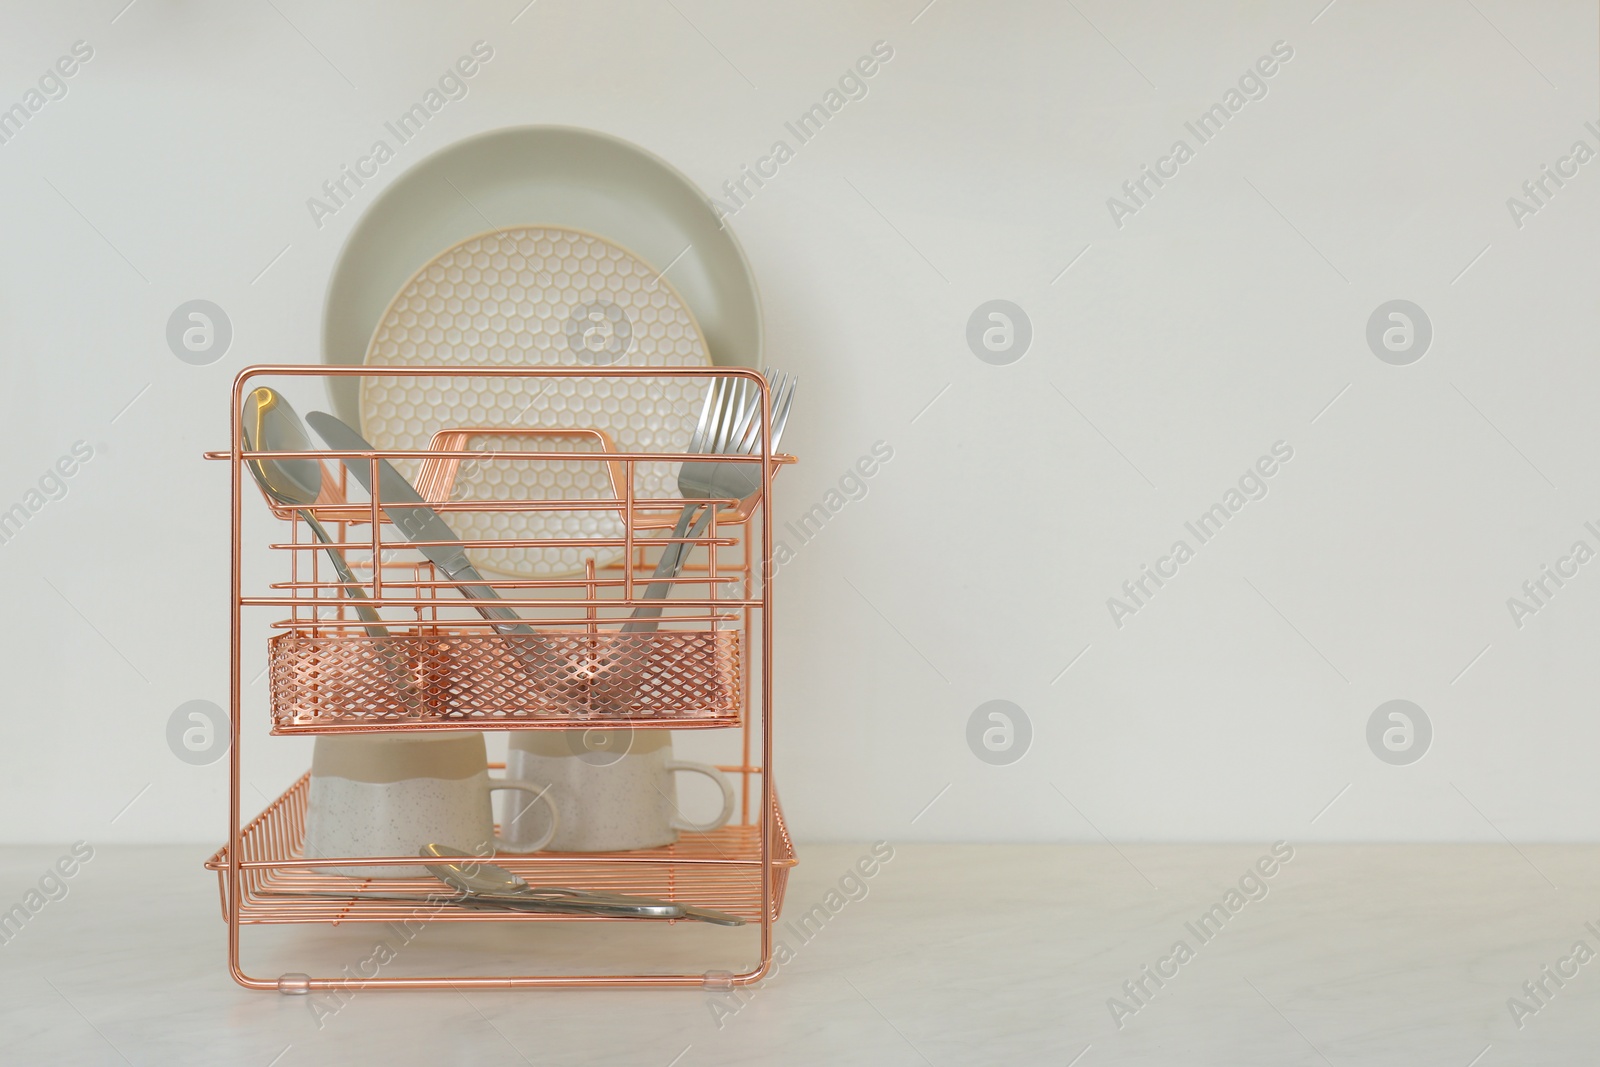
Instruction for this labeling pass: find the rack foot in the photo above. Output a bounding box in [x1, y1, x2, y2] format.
[277, 973, 312, 996]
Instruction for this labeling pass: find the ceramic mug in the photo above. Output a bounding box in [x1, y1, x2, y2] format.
[303, 731, 558, 878]
[501, 730, 734, 852]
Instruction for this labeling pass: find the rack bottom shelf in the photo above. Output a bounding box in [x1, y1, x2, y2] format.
[206, 773, 795, 926]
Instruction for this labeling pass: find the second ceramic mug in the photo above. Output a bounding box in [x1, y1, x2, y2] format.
[501, 730, 734, 852]
[303, 731, 559, 878]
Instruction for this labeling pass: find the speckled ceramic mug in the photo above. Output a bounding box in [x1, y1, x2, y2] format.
[501, 730, 734, 852]
[303, 731, 559, 878]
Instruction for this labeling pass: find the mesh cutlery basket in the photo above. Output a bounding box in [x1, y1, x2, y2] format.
[267, 628, 744, 731]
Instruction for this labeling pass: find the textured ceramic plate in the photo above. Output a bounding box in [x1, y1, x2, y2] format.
[360, 225, 711, 578]
[322, 125, 762, 427]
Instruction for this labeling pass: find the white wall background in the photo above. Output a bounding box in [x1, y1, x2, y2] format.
[1, 0, 1597, 845]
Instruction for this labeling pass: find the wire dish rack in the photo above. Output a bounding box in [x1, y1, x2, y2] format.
[207, 364, 792, 991]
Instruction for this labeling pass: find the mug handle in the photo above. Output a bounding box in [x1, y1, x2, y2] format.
[664, 761, 735, 834]
[488, 778, 560, 853]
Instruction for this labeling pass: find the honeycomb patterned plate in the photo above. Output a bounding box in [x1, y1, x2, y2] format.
[360, 226, 710, 578]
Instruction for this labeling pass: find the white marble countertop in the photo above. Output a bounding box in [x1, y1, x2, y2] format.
[0, 842, 1595, 1065]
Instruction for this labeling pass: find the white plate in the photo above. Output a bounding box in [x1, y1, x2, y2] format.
[322, 125, 762, 427]
[361, 225, 711, 579]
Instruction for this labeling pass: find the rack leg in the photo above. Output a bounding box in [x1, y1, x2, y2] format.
[278, 973, 312, 996]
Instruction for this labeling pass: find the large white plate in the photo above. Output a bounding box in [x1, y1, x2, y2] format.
[322, 125, 762, 425]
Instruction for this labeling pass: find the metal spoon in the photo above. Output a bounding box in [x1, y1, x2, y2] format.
[421, 844, 745, 925]
[420, 845, 681, 918]
[242, 387, 421, 711]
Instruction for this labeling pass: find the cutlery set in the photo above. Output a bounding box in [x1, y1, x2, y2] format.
[248, 375, 793, 693]
[269, 845, 743, 924]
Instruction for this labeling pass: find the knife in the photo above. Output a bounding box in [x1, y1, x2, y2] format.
[305, 412, 558, 673]
[477, 885, 744, 926]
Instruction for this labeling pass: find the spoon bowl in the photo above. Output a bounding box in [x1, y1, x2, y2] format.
[421, 843, 531, 896]
[241, 388, 325, 509]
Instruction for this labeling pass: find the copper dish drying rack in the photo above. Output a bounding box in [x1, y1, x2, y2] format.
[206, 364, 794, 991]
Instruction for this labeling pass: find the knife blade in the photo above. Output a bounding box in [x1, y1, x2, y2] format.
[305, 411, 557, 670]
[501, 886, 744, 925]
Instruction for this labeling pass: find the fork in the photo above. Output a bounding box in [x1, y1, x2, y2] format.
[621, 370, 796, 633]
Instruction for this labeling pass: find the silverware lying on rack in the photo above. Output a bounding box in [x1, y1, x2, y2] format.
[305, 411, 562, 680]
[241, 388, 423, 712]
[260, 888, 682, 919]
[422, 844, 747, 926]
[622, 370, 797, 634]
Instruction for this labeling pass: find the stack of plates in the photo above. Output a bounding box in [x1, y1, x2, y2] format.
[321, 127, 763, 578]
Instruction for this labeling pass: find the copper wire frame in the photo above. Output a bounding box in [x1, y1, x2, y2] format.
[208, 364, 792, 991]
